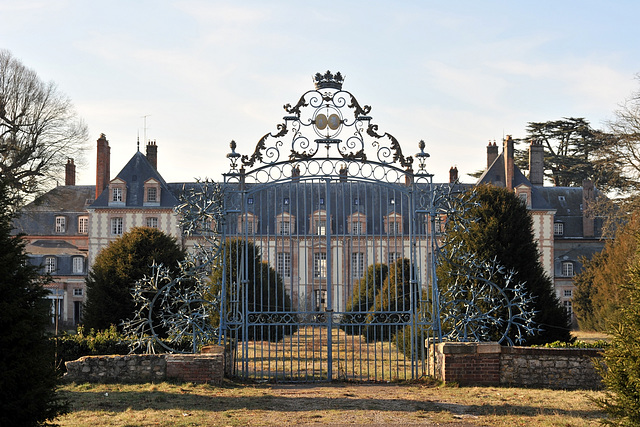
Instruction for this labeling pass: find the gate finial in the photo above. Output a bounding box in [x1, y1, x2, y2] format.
[314, 71, 344, 90]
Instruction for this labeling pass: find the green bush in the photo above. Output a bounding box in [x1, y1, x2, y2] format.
[534, 340, 609, 349]
[54, 325, 195, 371]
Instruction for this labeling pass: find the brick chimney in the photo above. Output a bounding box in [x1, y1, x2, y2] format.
[146, 140, 158, 170]
[95, 133, 110, 199]
[582, 179, 595, 238]
[528, 139, 544, 187]
[65, 158, 76, 186]
[487, 141, 498, 168]
[504, 135, 514, 191]
[449, 166, 458, 183]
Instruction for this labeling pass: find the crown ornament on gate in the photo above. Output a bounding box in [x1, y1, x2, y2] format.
[314, 70, 344, 90]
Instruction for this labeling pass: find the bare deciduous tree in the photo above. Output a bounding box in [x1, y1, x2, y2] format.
[0, 49, 88, 204]
[608, 75, 640, 192]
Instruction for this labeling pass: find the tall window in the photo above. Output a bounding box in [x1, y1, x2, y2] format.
[351, 221, 364, 235]
[279, 220, 291, 235]
[277, 252, 291, 278]
[351, 252, 365, 278]
[111, 217, 123, 235]
[317, 220, 327, 235]
[72, 257, 84, 274]
[146, 217, 158, 228]
[389, 221, 401, 234]
[313, 252, 327, 278]
[55, 216, 66, 233]
[147, 187, 157, 202]
[45, 256, 56, 273]
[562, 261, 574, 277]
[564, 300, 573, 316]
[78, 216, 88, 234]
[554, 222, 564, 236]
[112, 187, 123, 202]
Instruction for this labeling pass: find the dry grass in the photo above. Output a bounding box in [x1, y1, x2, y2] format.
[238, 325, 418, 382]
[56, 380, 606, 426]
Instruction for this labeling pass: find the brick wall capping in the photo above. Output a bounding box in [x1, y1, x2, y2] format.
[436, 341, 502, 354]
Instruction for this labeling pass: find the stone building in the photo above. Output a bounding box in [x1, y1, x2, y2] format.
[477, 136, 606, 322]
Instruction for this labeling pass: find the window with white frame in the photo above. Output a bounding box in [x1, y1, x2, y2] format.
[55, 216, 66, 233]
[389, 220, 401, 234]
[564, 300, 573, 315]
[564, 289, 572, 298]
[313, 252, 327, 278]
[44, 256, 56, 273]
[111, 217, 123, 235]
[73, 288, 83, 297]
[351, 252, 365, 278]
[279, 220, 291, 235]
[72, 256, 84, 274]
[78, 216, 88, 234]
[554, 222, 564, 236]
[238, 213, 257, 234]
[112, 187, 123, 202]
[562, 261, 574, 277]
[317, 220, 327, 235]
[146, 187, 157, 202]
[351, 221, 364, 235]
[146, 217, 158, 228]
[277, 252, 291, 278]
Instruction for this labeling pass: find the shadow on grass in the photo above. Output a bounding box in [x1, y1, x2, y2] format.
[60, 386, 604, 422]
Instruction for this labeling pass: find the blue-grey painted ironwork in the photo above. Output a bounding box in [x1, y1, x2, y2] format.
[123, 71, 538, 381]
[122, 179, 225, 354]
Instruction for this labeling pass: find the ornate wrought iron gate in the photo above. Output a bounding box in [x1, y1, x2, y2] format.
[219, 72, 440, 381]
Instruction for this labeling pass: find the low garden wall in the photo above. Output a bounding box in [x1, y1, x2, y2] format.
[432, 342, 604, 389]
[64, 345, 225, 384]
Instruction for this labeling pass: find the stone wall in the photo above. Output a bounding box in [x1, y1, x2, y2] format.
[500, 346, 603, 389]
[432, 342, 603, 389]
[64, 349, 224, 384]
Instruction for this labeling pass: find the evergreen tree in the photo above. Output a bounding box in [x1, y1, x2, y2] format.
[597, 237, 640, 425]
[573, 215, 638, 331]
[340, 263, 389, 335]
[83, 227, 186, 331]
[210, 238, 296, 341]
[363, 258, 416, 342]
[439, 185, 571, 345]
[0, 183, 67, 426]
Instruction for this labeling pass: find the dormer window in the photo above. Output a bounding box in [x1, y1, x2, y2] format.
[143, 178, 161, 206]
[562, 261, 574, 277]
[147, 187, 157, 202]
[78, 216, 88, 234]
[384, 213, 403, 234]
[348, 212, 367, 235]
[108, 178, 127, 206]
[45, 256, 56, 273]
[311, 210, 330, 236]
[112, 187, 122, 202]
[276, 212, 295, 235]
[238, 212, 257, 234]
[55, 216, 66, 233]
[554, 222, 564, 236]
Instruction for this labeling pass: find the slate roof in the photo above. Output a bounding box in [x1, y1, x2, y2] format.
[477, 151, 553, 211]
[91, 151, 179, 209]
[12, 185, 95, 235]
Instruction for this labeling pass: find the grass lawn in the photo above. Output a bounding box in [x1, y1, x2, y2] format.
[55, 380, 606, 426]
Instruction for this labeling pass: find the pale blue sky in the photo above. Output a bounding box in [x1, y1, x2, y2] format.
[2, 0, 639, 184]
